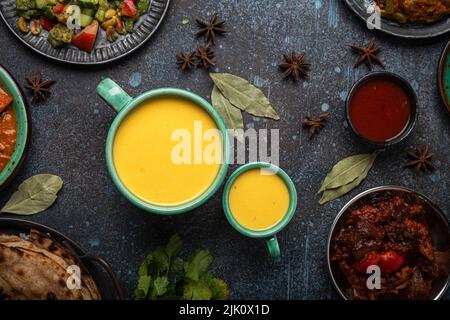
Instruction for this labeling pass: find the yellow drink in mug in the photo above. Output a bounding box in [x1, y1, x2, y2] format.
[97, 79, 230, 214]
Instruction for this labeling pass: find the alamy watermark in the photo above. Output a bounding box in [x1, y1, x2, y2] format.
[66, 265, 81, 290]
[170, 121, 279, 173]
[366, 265, 381, 290]
[364, 0, 382, 30]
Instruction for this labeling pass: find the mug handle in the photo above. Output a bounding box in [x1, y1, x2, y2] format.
[265, 235, 280, 258]
[96, 78, 133, 113]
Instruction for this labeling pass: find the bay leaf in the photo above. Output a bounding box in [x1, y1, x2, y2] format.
[211, 86, 244, 143]
[210, 73, 280, 120]
[318, 152, 379, 193]
[1, 174, 63, 215]
[319, 160, 374, 205]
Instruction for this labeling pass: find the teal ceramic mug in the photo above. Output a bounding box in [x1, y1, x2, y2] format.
[0, 65, 31, 190]
[96, 78, 230, 215]
[222, 162, 298, 258]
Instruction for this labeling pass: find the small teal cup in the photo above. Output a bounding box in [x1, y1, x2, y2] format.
[222, 162, 298, 258]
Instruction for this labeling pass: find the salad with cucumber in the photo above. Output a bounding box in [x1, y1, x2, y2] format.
[16, 0, 150, 53]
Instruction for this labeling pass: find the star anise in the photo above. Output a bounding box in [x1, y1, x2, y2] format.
[176, 51, 196, 71]
[24, 71, 56, 104]
[196, 13, 226, 45]
[279, 51, 310, 81]
[404, 144, 436, 175]
[196, 44, 216, 69]
[302, 112, 330, 138]
[349, 37, 384, 70]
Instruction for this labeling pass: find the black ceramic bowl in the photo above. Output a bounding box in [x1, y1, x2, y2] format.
[346, 72, 417, 147]
[327, 186, 450, 300]
[0, 218, 124, 300]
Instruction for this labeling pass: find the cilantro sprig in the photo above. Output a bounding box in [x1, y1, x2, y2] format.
[134, 234, 229, 300]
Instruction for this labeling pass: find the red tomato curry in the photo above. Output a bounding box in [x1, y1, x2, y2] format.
[0, 88, 16, 174]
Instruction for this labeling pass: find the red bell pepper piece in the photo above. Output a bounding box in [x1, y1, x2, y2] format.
[121, 0, 137, 17]
[352, 251, 380, 273]
[40, 16, 54, 31]
[52, 3, 65, 14]
[379, 251, 405, 273]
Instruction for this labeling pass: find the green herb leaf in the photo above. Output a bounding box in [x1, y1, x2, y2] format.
[318, 151, 380, 205]
[206, 277, 230, 300]
[210, 73, 280, 120]
[150, 246, 170, 276]
[138, 260, 149, 277]
[134, 288, 146, 299]
[170, 257, 184, 273]
[181, 18, 189, 25]
[165, 234, 182, 259]
[137, 275, 152, 297]
[1, 174, 63, 215]
[154, 277, 169, 296]
[318, 152, 379, 193]
[184, 249, 213, 281]
[211, 86, 244, 143]
[135, 235, 228, 300]
[183, 279, 213, 300]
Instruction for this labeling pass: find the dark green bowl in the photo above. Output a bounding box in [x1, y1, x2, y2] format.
[0, 65, 31, 190]
[438, 40, 450, 115]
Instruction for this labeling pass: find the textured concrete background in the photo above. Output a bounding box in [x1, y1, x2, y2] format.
[0, 0, 449, 299]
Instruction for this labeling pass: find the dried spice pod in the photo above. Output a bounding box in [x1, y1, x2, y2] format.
[349, 37, 384, 70]
[196, 44, 216, 69]
[176, 51, 196, 71]
[302, 112, 330, 138]
[404, 144, 436, 175]
[24, 71, 56, 104]
[279, 51, 310, 81]
[196, 13, 226, 45]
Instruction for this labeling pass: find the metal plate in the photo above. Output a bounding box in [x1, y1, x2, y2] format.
[344, 0, 450, 39]
[327, 186, 450, 300]
[438, 40, 450, 115]
[0, 218, 123, 300]
[0, 0, 170, 65]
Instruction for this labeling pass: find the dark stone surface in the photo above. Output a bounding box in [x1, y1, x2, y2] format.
[0, 0, 449, 299]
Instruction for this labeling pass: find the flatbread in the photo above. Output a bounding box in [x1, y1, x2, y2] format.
[0, 230, 101, 300]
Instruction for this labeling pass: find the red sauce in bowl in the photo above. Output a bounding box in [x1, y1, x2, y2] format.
[349, 79, 411, 143]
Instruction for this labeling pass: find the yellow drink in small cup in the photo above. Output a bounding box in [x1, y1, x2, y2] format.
[228, 168, 290, 231]
[223, 163, 298, 258]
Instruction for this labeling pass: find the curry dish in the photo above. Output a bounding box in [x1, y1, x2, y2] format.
[0, 88, 16, 174]
[330, 195, 444, 300]
[375, 0, 450, 24]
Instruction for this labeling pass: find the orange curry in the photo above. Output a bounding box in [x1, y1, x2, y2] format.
[0, 88, 16, 173]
